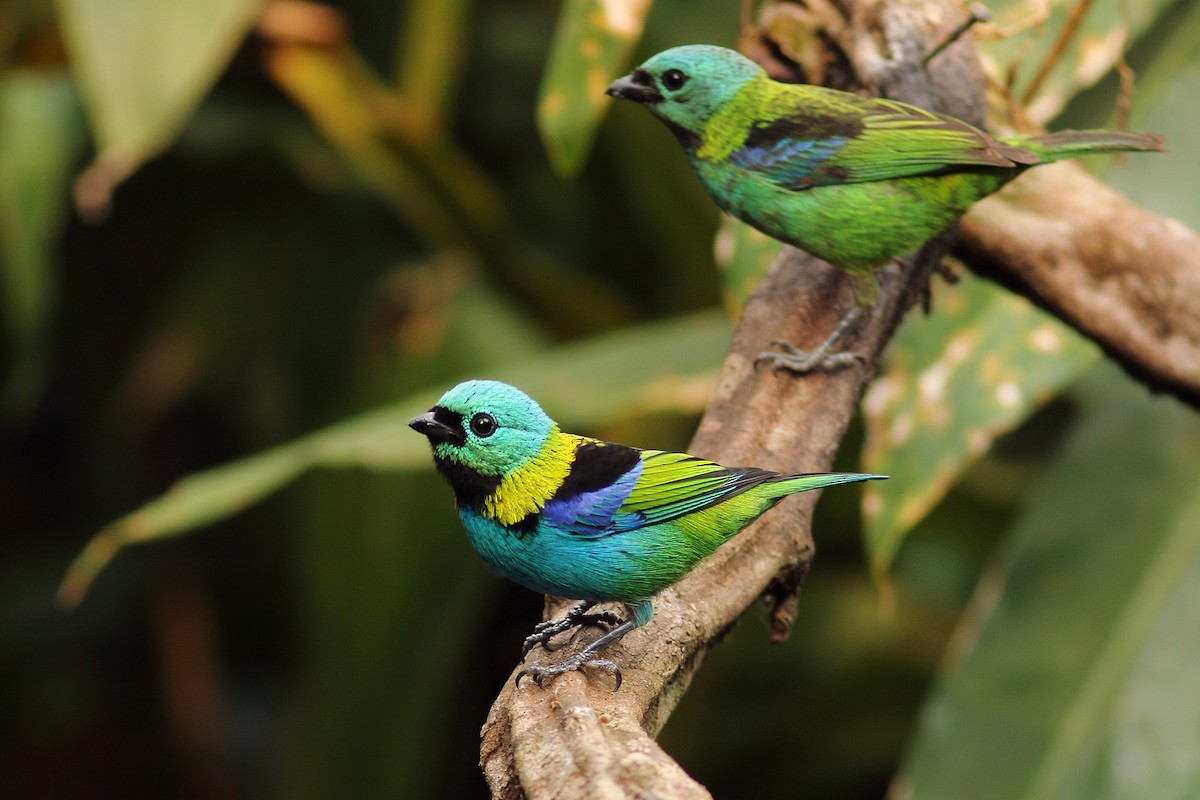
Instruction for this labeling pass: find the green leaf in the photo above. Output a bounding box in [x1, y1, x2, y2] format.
[55, 0, 264, 181]
[897, 366, 1200, 800]
[537, 0, 652, 176]
[58, 310, 732, 605]
[861, 277, 1096, 577]
[0, 70, 85, 413]
[1097, 0, 1200, 231]
[714, 215, 782, 317]
[979, 0, 1173, 124]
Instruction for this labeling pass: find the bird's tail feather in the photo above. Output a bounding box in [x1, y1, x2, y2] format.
[770, 472, 887, 497]
[1008, 130, 1166, 163]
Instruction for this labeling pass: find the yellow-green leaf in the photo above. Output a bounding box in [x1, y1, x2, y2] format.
[56, 0, 265, 181]
[0, 71, 84, 413]
[980, 0, 1171, 124]
[537, 0, 652, 176]
[898, 367, 1200, 800]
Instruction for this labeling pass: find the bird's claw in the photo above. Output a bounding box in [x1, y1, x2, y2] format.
[516, 657, 623, 691]
[756, 341, 866, 374]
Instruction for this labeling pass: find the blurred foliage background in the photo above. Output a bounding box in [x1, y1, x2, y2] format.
[2, 0, 1199, 798]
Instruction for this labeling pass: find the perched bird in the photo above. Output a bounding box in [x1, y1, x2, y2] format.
[607, 45, 1166, 370]
[409, 379, 885, 688]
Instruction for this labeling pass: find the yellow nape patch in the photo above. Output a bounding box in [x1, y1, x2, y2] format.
[483, 429, 582, 527]
[695, 74, 773, 163]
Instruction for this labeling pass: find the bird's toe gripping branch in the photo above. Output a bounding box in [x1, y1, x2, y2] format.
[517, 654, 624, 691]
[755, 306, 867, 374]
[520, 600, 623, 657]
[516, 600, 652, 690]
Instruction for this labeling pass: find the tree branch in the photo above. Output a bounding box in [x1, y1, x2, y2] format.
[478, 3, 980, 795]
[957, 163, 1200, 407]
[477, 0, 1200, 793]
[480, 251, 923, 800]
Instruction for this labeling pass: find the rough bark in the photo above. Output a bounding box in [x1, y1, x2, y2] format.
[958, 163, 1200, 407]
[480, 1, 975, 796]
[478, 0, 1200, 796]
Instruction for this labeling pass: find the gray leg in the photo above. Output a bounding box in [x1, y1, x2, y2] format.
[521, 600, 622, 657]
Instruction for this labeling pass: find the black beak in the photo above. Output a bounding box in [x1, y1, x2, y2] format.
[408, 411, 464, 445]
[606, 69, 663, 104]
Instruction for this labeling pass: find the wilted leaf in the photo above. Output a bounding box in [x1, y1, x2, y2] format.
[897, 366, 1200, 800]
[56, 0, 265, 194]
[861, 277, 1096, 577]
[58, 310, 732, 605]
[537, 0, 652, 176]
[0, 71, 84, 413]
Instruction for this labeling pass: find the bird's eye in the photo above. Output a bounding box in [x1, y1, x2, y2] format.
[470, 412, 497, 438]
[661, 69, 688, 91]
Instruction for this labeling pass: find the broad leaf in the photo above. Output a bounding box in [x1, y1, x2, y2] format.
[979, 0, 1172, 124]
[537, 0, 652, 176]
[0, 71, 84, 412]
[1097, 0, 1200, 230]
[58, 310, 732, 605]
[56, 0, 264, 182]
[861, 277, 1096, 577]
[897, 365, 1200, 800]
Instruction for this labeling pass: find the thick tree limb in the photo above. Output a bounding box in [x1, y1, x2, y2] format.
[478, 0, 1200, 795]
[478, 4, 977, 795]
[481, 251, 924, 800]
[958, 164, 1200, 407]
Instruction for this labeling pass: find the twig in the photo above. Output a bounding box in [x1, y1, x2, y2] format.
[1020, 0, 1095, 105]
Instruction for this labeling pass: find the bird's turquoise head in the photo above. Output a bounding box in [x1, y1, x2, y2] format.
[408, 380, 554, 480]
[607, 45, 763, 142]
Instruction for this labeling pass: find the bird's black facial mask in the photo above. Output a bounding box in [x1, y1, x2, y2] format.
[408, 407, 467, 446]
[606, 68, 664, 104]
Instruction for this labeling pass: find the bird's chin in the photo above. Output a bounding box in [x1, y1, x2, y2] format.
[606, 73, 663, 104]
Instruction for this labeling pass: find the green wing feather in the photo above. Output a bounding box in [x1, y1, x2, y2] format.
[715, 80, 1039, 188]
[614, 450, 775, 530]
[818, 92, 1039, 182]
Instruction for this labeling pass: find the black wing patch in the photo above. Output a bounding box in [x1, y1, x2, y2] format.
[552, 440, 641, 501]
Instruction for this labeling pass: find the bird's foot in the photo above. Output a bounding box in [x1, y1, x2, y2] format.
[521, 602, 622, 657]
[755, 306, 866, 375]
[756, 341, 866, 374]
[517, 610, 642, 690]
[516, 654, 623, 690]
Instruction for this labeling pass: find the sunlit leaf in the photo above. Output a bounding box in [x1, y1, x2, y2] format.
[58, 310, 732, 605]
[898, 366, 1200, 800]
[55, 0, 264, 186]
[537, 0, 652, 176]
[861, 277, 1096, 578]
[713, 215, 782, 318]
[0, 71, 84, 413]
